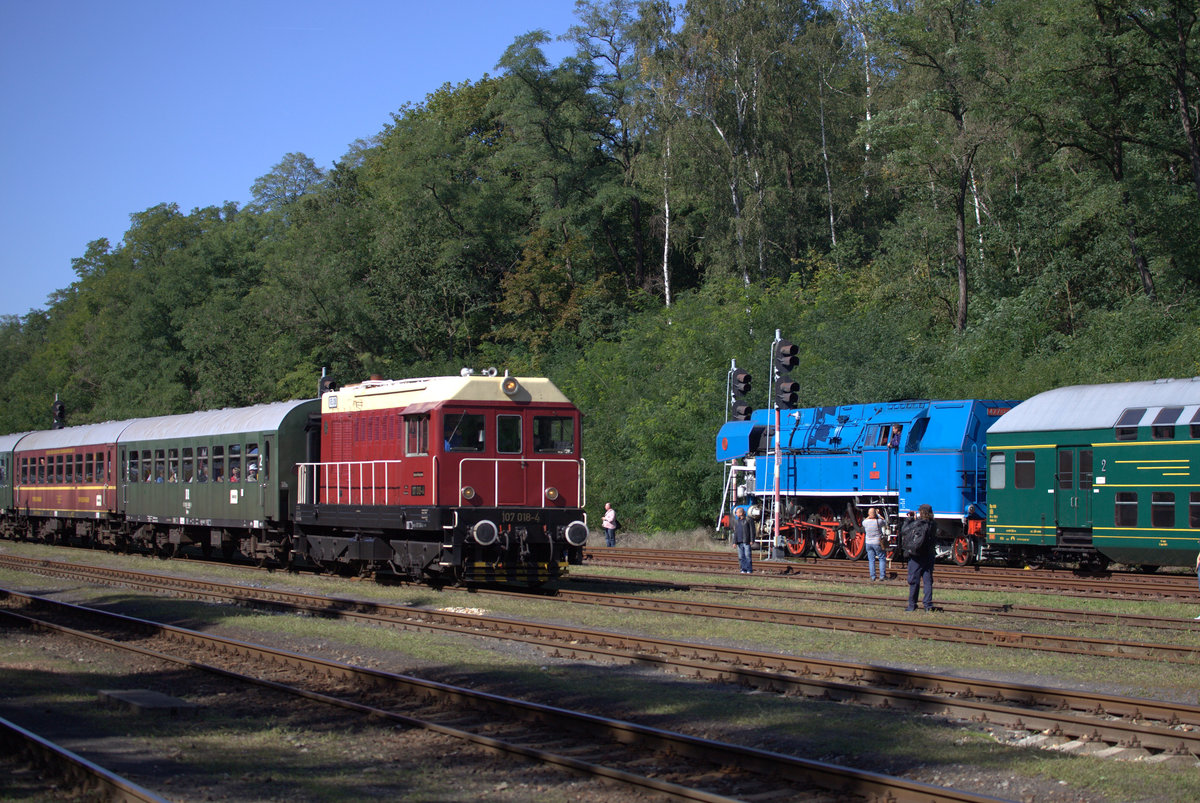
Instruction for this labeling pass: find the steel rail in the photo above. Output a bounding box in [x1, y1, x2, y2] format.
[0, 715, 169, 803]
[3, 555, 1198, 759]
[0, 591, 1011, 803]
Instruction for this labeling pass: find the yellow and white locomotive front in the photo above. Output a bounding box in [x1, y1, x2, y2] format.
[294, 373, 587, 583]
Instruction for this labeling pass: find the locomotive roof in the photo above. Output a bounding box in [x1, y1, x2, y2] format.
[988, 377, 1200, 434]
[323, 375, 572, 414]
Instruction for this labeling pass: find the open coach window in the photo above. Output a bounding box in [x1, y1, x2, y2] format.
[533, 416, 574, 454]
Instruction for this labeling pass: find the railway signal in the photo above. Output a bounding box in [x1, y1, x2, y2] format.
[729, 368, 753, 421]
[772, 339, 799, 409]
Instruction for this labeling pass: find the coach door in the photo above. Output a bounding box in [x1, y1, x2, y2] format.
[1056, 447, 1093, 528]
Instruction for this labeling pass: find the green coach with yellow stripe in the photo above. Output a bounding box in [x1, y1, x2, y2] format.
[986, 377, 1200, 570]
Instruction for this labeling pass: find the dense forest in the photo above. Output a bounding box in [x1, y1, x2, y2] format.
[3, 0, 1199, 532]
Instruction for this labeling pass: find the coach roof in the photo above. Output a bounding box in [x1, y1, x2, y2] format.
[118, 399, 318, 442]
[988, 377, 1200, 434]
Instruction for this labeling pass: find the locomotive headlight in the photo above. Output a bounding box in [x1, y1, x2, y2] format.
[545, 486, 560, 501]
[501, 376, 521, 396]
[564, 520, 588, 546]
[461, 485, 476, 501]
[748, 504, 762, 520]
[472, 520, 499, 546]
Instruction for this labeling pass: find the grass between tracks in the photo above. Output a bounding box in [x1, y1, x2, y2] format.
[2, 537, 1200, 802]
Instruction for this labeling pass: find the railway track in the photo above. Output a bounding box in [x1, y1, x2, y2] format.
[586, 547, 1200, 600]
[0, 587, 1009, 803]
[566, 573, 1200, 633]
[3, 554, 1198, 764]
[0, 716, 168, 803]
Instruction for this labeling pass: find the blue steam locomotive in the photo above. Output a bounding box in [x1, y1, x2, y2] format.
[717, 397, 1016, 564]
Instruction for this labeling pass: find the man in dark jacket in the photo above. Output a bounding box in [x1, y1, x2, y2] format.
[732, 506, 754, 574]
[903, 504, 938, 611]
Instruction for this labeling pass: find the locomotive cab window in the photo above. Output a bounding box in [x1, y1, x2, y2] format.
[533, 416, 574, 454]
[1190, 493, 1200, 528]
[1115, 408, 1144, 441]
[1190, 409, 1200, 439]
[405, 414, 429, 456]
[443, 413, 484, 452]
[497, 415, 522, 454]
[988, 452, 1005, 489]
[1152, 407, 1182, 439]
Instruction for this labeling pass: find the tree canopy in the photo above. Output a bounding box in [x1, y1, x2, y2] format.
[5, 0, 1200, 531]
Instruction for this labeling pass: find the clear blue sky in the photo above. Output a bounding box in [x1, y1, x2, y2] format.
[0, 0, 579, 318]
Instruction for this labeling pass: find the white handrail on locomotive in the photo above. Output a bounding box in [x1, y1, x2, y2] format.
[457, 456, 586, 507]
[296, 460, 415, 506]
[296, 457, 586, 508]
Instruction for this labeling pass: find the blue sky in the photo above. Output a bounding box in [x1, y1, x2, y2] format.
[0, 0, 579, 318]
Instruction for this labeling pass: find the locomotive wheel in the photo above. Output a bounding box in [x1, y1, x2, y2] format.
[811, 506, 839, 558]
[784, 529, 809, 555]
[811, 525, 838, 558]
[841, 528, 865, 560]
[951, 535, 975, 566]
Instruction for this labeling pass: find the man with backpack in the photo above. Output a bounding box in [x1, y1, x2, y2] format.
[900, 504, 938, 612]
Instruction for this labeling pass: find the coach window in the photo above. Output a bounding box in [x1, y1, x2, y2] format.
[497, 415, 522, 454]
[988, 453, 1005, 489]
[19, 458, 27, 484]
[55, 455, 64, 484]
[405, 414, 429, 456]
[84, 454, 94, 482]
[1014, 451, 1035, 489]
[1152, 407, 1182, 440]
[64, 454, 73, 483]
[196, 446, 209, 482]
[140, 450, 151, 481]
[154, 450, 165, 483]
[213, 446, 225, 482]
[1115, 492, 1138, 527]
[533, 416, 575, 454]
[168, 449, 180, 482]
[246, 444, 259, 481]
[97, 453, 106, 483]
[1115, 408, 1144, 441]
[229, 444, 242, 482]
[1151, 492, 1175, 528]
[37, 457, 46, 484]
[1190, 493, 1200, 528]
[127, 453, 139, 483]
[182, 448, 194, 482]
[444, 413, 484, 452]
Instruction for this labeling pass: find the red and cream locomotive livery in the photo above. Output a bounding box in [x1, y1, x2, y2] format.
[293, 372, 588, 583]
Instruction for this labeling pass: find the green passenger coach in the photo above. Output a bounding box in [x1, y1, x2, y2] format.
[986, 378, 1200, 569]
[118, 399, 318, 559]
